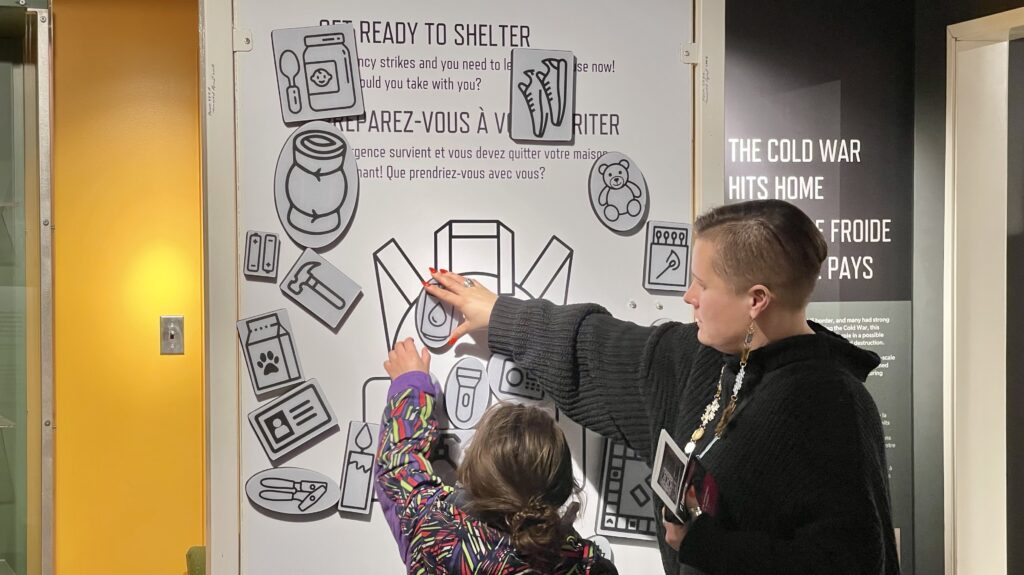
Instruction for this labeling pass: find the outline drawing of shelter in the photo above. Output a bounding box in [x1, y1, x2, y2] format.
[372, 220, 574, 352]
[370, 221, 584, 479]
[434, 221, 515, 296]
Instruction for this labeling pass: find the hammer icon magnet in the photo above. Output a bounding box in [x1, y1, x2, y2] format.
[281, 249, 362, 330]
[288, 261, 347, 311]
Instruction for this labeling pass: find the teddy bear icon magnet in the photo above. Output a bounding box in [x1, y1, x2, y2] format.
[588, 152, 650, 234]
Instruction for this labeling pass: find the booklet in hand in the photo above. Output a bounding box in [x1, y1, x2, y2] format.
[651, 429, 721, 523]
[652, 429, 690, 522]
[682, 450, 720, 518]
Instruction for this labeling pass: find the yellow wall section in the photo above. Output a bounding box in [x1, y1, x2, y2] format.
[52, 1, 205, 573]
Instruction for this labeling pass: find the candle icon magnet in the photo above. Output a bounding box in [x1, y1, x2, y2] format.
[338, 421, 379, 514]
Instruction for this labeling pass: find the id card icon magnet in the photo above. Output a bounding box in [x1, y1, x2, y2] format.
[248, 379, 338, 463]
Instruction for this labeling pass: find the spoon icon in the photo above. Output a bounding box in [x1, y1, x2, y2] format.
[280, 50, 302, 114]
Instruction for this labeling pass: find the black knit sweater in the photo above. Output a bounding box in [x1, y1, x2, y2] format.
[487, 297, 900, 575]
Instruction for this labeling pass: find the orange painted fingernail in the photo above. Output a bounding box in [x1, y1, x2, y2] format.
[440, 269, 448, 274]
[422, 281, 430, 287]
[429, 267, 437, 274]
[447, 336, 458, 346]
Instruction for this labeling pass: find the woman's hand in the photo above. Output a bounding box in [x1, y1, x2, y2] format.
[383, 337, 431, 379]
[425, 269, 499, 344]
[663, 515, 688, 550]
[663, 485, 699, 551]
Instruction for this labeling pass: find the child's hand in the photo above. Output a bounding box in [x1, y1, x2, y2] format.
[384, 337, 432, 379]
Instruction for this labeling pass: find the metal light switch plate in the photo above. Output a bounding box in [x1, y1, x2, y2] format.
[160, 315, 184, 355]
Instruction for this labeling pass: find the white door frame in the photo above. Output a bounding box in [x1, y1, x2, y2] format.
[944, 8, 1024, 575]
[199, 0, 240, 573]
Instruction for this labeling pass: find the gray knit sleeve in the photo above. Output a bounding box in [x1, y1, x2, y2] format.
[487, 296, 699, 457]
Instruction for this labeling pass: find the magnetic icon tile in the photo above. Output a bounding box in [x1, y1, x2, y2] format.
[588, 152, 650, 234]
[271, 23, 365, 123]
[510, 48, 576, 143]
[246, 467, 340, 516]
[281, 249, 362, 330]
[244, 231, 281, 280]
[248, 379, 338, 463]
[274, 122, 359, 249]
[237, 309, 304, 396]
[643, 221, 691, 292]
[338, 421, 381, 515]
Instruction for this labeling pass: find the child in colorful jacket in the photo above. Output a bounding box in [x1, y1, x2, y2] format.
[375, 338, 616, 574]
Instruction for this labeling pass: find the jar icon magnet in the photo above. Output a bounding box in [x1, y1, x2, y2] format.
[303, 33, 356, 112]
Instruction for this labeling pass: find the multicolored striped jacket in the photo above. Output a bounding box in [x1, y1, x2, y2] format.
[374, 371, 616, 574]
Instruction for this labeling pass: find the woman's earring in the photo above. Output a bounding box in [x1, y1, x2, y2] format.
[734, 323, 755, 391]
[740, 323, 755, 364]
[716, 322, 756, 437]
